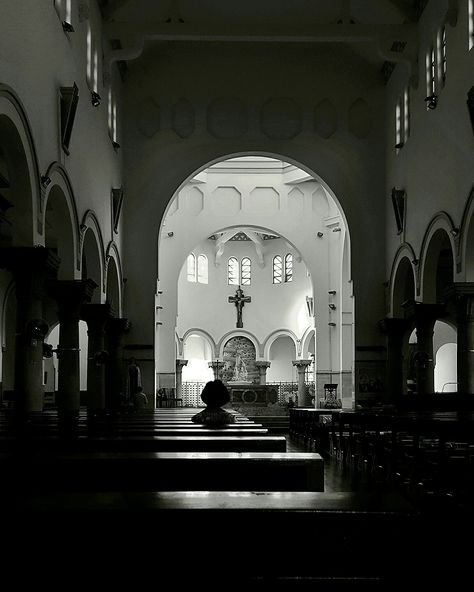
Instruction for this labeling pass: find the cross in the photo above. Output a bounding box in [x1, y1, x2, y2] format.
[228, 285, 251, 328]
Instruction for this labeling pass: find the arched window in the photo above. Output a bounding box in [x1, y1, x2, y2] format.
[469, 0, 474, 51]
[197, 255, 208, 284]
[86, 24, 93, 88]
[228, 257, 239, 285]
[273, 256, 283, 284]
[285, 254, 293, 282]
[241, 257, 251, 285]
[187, 253, 196, 282]
[54, 0, 73, 29]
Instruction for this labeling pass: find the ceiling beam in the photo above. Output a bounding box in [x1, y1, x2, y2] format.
[105, 21, 416, 44]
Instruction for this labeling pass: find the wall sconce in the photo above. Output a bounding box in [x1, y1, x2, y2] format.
[167, 231, 174, 237]
[424, 94, 438, 110]
[317, 232, 324, 238]
[450, 227, 459, 237]
[328, 303, 336, 310]
[328, 322, 336, 326]
[328, 290, 336, 295]
[41, 175, 51, 188]
[62, 21, 75, 33]
[112, 140, 120, 151]
[412, 258, 419, 266]
[332, 227, 341, 232]
[91, 91, 101, 107]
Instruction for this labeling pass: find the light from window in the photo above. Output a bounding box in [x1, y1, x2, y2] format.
[241, 258, 251, 285]
[93, 48, 99, 92]
[438, 26, 447, 87]
[87, 24, 93, 88]
[469, 0, 474, 51]
[187, 253, 196, 282]
[197, 255, 208, 284]
[112, 100, 117, 142]
[403, 87, 410, 143]
[54, 0, 72, 24]
[273, 256, 283, 284]
[395, 100, 402, 149]
[228, 257, 239, 285]
[108, 88, 113, 133]
[285, 254, 293, 282]
[430, 45, 436, 96]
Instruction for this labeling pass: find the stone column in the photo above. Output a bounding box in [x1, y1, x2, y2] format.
[106, 317, 130, 412]
[445, 283, 474, 393]
[81, 303, 112, 414]
[379, 317, 410, 402]
[176, 359, 188, 403]
[52, 279, 97, 420]
[292, 359, 312, 407]
[403, 301, 443, 394]
[0, 247, 59, 415]
[255, 361, 271, 385]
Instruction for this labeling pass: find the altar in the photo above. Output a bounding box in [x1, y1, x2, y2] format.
[227, 383, 278, 407]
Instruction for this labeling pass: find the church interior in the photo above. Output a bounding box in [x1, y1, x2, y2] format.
[1, 0, 474, 586]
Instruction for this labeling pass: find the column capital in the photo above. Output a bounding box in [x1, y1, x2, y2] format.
[52, 279, 97, 313]
[0, 246, 60, 276]
[444, 283, 474, 319]
[402, 300, 444, 322]
[292, 359, 312, 370]
[81, 302, 113, 326]
[379, 317, 410, 335]
[106, 317, 131, 337]
[255, 360, 271, 369]
[176, 359, 188, 369]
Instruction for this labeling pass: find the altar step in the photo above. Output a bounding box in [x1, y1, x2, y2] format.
[246, 415, 290, 434]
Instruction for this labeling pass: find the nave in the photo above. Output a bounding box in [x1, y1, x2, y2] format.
[1, 405, 466, 588]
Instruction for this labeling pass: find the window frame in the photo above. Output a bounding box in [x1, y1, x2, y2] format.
[187, 253, 197, 283]
[240, 257, 251, 286]
[228, 257, 239, 285]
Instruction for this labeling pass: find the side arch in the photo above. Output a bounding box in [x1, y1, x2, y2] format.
[263, 329, 299, 360]
[217, 330, 262, 359]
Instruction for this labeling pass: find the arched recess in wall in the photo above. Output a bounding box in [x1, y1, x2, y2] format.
[266, 334, 298, 383]
[80, 213, 104, 303]
[264, 329, 299, 360]
[433, 321, 457, 393]
[105, 243, 123, 316]
[181, 330, 215, 383]
[420, 216, 456, 304]
[0, 87, 40, 247]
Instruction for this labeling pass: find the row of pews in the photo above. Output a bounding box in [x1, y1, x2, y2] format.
[0, 406, 424, 586]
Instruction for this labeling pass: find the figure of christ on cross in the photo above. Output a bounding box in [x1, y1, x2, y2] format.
[228, 285, 251, 328]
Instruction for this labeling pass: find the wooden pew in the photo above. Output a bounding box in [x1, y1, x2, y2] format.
[0, 490, 420, 585]
[0, 451, 323, 492]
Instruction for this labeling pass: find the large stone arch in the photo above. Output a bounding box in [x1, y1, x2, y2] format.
[80, 210, 105, 303]
[390, 244, 417, 317]
[419, 213, 456, 304]
[43, 164, 80, 281]
[217, 330, 262, 359]
[105, 241, 123, 316]
[0, 86, 41, 246]
[181, 328, 217, 360]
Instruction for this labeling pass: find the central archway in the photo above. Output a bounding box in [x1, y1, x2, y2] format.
[156, 154, 354, 408]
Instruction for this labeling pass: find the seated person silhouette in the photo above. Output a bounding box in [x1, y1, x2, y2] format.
[191, 380, 236, 425]
[132, 386, 149, 413]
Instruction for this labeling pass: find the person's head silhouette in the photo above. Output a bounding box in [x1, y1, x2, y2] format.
[200, 379, 230, 409]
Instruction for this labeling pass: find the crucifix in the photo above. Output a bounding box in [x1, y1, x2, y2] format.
[228, 285, 251, 328]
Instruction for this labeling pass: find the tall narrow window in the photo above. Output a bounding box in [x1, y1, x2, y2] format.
[112, 100, 118, 143]
[425, 44, 437, 109]
[273, 256, 283, 284]
[197, 255, 208, 284]
[228, 257, 239, 285]
[93, 48, 99, 93]
[241, 258, 251, 285]
[284, 254, 293, 282]
[438, 26, 447, 88]
[108, 88, 113, 134]
[55, 0, 73, 29]
[395, 99, 403, 149]
[403, 87, 410, 143]
[86, 24, 93, 88]
[469, 0, 474, 51]
[187, 253, 196, 282]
